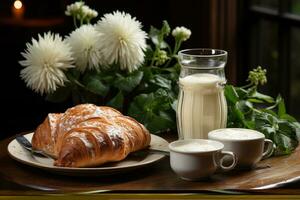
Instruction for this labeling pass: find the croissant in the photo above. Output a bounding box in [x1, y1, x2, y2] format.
[32, 104, 151, 167]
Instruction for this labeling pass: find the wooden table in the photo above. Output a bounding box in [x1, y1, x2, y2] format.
[1, 133, 300, 195]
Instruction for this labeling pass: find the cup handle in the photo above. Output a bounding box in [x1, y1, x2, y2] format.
[219, 151, 237, 171]
[262, 139, 274, 159]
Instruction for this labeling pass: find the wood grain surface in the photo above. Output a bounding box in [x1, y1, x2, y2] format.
[1, 133, 300, 193]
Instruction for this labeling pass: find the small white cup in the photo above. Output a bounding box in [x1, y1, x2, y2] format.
[168, 139, 237, 180]
[208, 128, 274, 169]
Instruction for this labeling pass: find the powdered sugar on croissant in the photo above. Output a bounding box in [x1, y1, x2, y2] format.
[32, 104, 151, 167]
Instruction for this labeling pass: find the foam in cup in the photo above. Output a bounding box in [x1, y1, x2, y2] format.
[209, 128, 264, 140]
[172, 141, 219, 152]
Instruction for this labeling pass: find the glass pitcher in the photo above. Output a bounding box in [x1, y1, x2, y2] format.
[177, 48, 228, 139]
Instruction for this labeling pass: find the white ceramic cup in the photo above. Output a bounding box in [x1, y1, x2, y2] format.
[208, 128, 274, 169]
[168, 139, 237, 180]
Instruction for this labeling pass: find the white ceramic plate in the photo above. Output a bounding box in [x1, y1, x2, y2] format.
[7, 133, 169, 176]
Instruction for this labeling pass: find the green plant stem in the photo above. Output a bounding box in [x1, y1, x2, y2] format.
[162, 39, 182, 68]
[162, 55, 173, 68]
[72, 79, 85, 88]
[150, 31, 165, 66]
[241, 82, 254, 89]
[73, 16, 78, 28]
[173, 40, 182, 55]
[67, 74, 85, 88]
[150, 47, 158, 66]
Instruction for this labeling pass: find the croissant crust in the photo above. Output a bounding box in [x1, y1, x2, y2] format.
[32, 104, 151, 167]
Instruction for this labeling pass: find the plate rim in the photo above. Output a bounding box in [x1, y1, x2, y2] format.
[7, 132, 168, 173]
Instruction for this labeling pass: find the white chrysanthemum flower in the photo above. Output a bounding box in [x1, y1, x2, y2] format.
[172, 26, 191, 41]
[95, 11, 147, 72]
[19, 32, 74, 95]
[67, 24, 103, 72]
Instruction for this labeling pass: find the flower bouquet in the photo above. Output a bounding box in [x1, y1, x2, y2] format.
[19, 1, 191, 134]
[19, 1, 300, 156]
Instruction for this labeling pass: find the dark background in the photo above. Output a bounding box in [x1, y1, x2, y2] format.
[1, 0, 300, 139]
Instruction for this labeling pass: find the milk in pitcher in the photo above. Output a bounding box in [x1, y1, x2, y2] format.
[177, 73, 227, 139]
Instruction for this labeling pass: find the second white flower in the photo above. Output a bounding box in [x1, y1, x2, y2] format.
[67, 24, 103, 72]
[95, 11, 147, 72]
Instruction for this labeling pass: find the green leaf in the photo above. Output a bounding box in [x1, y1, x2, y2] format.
[259, 126, 275, 138]
[154, 88, 175, 109]
[236, 100, 253, 114]
[171, 100, 177, 112]
[161, 20, 171, 36]
[150, 74, 172, 89]
[127, 102, 145, 122]
[106, 91, 124, 110]
[248, 98, 265, 103]
[244, 120, 256, 129]
[85, 77, 109, 97]
[149, 25, 169, 49]
[141, 67, 154, 81]
[145, 111, 175, 133]
[254, 111, 299, 155]
[149, 26, 161, 46]
[235, 87, 248, 99]
[97, 72, 115, 83]
[247, 86, 257, 96]
[233, 103, 245, 121]
[250, 91, 274, 103]
[293, 122, 300, 140]
[272, 132, 291, 155]
[266, 95, 283, 110]
[144, 45, 154, 62]
[114, 71, 143, 92]
[278, 120, 298, 140]
[67, 68, 81, 80]
[261, 109, 278, 117]
[278, 95, 286, 117]
[128, 93, 153, 119]
[149, 26, 159, 38]
[45, 85, 71, 103]
[281, 114, 298, 122]
[128, 89, 176, 132]
[226, 73, 299, 156]
[224, 85, 239, 104]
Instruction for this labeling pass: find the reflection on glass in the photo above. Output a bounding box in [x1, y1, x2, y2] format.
[290, 28, 300, 120]
[251, 0, 279, 10]
[248, 19, 279, 97]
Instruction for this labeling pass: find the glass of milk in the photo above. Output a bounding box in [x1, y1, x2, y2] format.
[177, 48, 228, 139]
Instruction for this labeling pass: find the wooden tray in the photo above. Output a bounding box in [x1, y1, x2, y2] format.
[0, 133, 300, 193]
